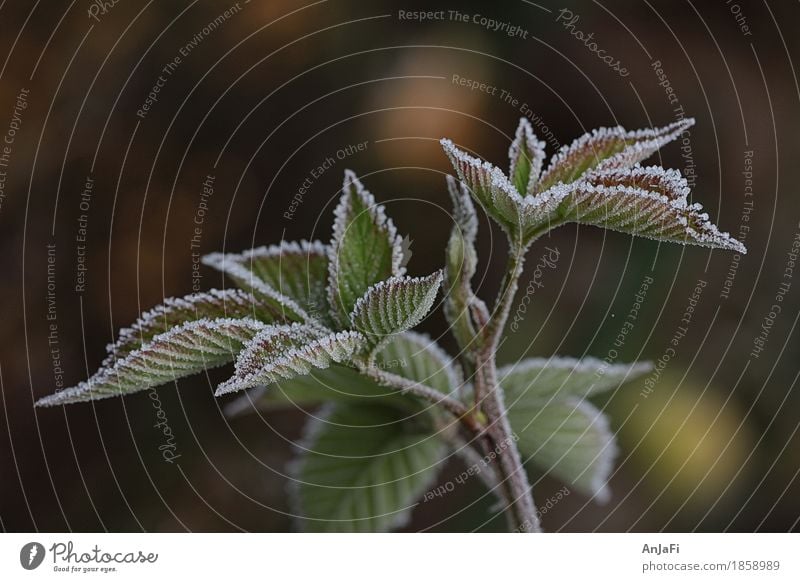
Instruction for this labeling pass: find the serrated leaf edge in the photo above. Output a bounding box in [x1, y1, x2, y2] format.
[36, 317, 268, 407]
[349, 272, 444, 348]
[103, 288, 266, 368]
[216, 330, 365, 395]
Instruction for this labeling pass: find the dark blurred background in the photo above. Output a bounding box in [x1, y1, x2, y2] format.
[0, 0, 798, 532]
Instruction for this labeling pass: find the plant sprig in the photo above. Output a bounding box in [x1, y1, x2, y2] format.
[36, 117, 745, 532]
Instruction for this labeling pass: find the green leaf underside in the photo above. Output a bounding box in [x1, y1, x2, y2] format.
[498, 356, 652, 402]
[224, 332, 460, 416]
[36, 318, 267, 406]
[500, 356, 649, 500]
[290, 402, 446, 532]
[104, 289, 277, 366]
[374, 331, 460, 395]
[444, 176, 479, 354]
[328, 171, 403, 324]
[223, 367, 404, 417]
[216, 328, 365, 395]
[350, 272, 443, 351]
[508, 398, 616, 502]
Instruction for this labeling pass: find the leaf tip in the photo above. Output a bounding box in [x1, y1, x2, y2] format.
[342, 168, 360, 190]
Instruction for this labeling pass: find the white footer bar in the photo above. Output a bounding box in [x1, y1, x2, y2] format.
[1, 533, 798, 580]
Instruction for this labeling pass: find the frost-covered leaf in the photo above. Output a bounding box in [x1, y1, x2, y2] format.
[202, 240, 329, 325]
[327, 170, 404, 325]
[216, 328, 364, 395]
[440, 117, 746, 252]
[444, 176, 479, 353]
[441, 139, 568, 243]
[441, 138, 525, 238]
[509, 398, 616, 502]
[554, 181, 747, 253]
[350, 272, 443, 351]
[538, 118, 694, 190]
[290, 402, 446, 532]
[588, 165, 690, 200]
[500, 356, 649, 500]
[224, 332, 459, 416]
[499, 356, 651, 402]
[103, 289, 276, 366]
[36, 318, 267, 406]
[202, 252, 310, 322]
[222, 366, 404, 417]
[509, 117, 547, 196]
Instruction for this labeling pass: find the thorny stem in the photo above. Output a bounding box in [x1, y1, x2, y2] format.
[473, 238, 541, 533]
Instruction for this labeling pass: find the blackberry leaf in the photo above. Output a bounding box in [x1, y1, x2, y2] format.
[349, 272, 443, 353]
[36, 318, 267, 406]
[327, 170, 404, 325]
[290, 402, 446, 532]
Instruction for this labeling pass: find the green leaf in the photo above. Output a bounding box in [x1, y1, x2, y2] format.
[538, 118, 694, 190]
[554, 179, 747, 253]
[290, 402, 446, 532]
[441, 139, 562, 243]
[327, 170, 404, 325]
[441, 118, 746, 252]
[508, 398, 616, 502]
[103, 289, 277, 366]
[443, 176, 479, 354]
[509, 117, 547, 196]
[349, 272, 443, 352]
[499, 356, 651, 402]
[210, 240, 330, 317]
[222, 366, 403, 417]
[373, 331, 461, 395]
[441, 138, 526, 239]
[223, 332, 460, 416]
[202, 251, 312, 323]
[36, 318, 267, 406]
[500, 356, 650, 500]
[216, 327, 365, 395]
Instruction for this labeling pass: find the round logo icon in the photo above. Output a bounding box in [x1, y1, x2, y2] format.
[19, 542, 45, 570]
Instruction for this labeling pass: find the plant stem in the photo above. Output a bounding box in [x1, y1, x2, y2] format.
[364, 363, 531, 529]
[360, 366, 484, 438]
[475, 238, 541, 533]
[486, 240, 527, 343]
